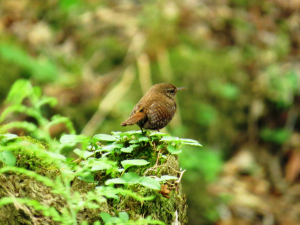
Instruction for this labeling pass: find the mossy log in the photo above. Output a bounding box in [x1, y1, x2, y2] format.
[0, 138, 188, 225]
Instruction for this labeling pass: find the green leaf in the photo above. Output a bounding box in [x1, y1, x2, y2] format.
[157, 175, 178, 181]
[121, 159, 149, 170]
[161, 136, 179, 142]
[120, 144, 138, 153]
[119, 212, 129, 222]
[45, 152, 66, 161]
[167, 145, 181, 154]
[105, 173, 142, 186]
[0, 151, 16, 166]
[122, 172, 141, 183]
[46, 115, 75, 134]
[139, 177, 160, 190]
[180, 138, 202, 146]
[138, 136, 150, 142]
[4, 79, 33, 104]
[36, 96, 58, 108]
[125, 130, 143, 134]
[111, 130, 142, 137]
[97, 144, 123, 152]
[60, 134, 87, 144]
[90, 160, 112, 171]
[73, 149, 94, 159]
[78, 171, 95, 182]
[0, 134, 18, 142]
[149, 132, 169, 137]
[93, 134, 117, 141]
[93, 221, 101, 225]
[105, 178, 126, 185]
[100, 212, 111, 223]
[0, 121, 38, 133]
[121, 146, 134, 153]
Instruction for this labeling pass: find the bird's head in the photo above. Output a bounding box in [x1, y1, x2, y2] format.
[151, 83, 186, 99]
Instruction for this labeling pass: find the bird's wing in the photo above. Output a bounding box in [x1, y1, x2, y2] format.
[121, 111, 146, 126]
[121, 103, 146, 126]
[130, 103, 143, 116]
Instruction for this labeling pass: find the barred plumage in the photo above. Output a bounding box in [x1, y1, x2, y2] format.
[121, 83, 186, 132]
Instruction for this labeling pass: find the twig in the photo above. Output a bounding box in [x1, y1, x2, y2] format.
[175, 169, 186, 185]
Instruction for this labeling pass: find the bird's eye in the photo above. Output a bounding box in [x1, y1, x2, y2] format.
[169, 89, 175, 93]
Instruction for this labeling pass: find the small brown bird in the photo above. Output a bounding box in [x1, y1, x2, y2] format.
[121, 83, 186, 132]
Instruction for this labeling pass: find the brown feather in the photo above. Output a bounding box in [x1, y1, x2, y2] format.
[120, 83, 185, 131]
[121, 111, 146, 126]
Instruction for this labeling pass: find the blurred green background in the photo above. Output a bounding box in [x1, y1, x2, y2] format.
[1, 0, 300, 224]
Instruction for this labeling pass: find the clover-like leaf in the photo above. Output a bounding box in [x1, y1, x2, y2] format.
[98, 143, 123, 152]
[78, 171, 95, 182]
[161, 136, 180, 142]
[156, 175, 178, 181]
[129, 139, 139, 144]
[121, 144, 138, 153]
[100, 212, 112, 223]
[119, 212, 129, 222]
[121, 159, 149, 170]
[45, 151, 66, 161]
[0, 134, 18, 142]
[139, 177, 160, 190]
[90, 160, 112, 171]
[60, 134, 87, 144]
[121, 146, 134, 153]
[0, 151, 16, 166]
[167, 145, 182, 154]
[122, 172, 141, 183]
[93, 134, 117, 141]
[149, 132, 169, 137]
[105, 178, 127, 185]
[73, 149, 94, 159]
[138, 136, 149, 142]
[180, 138, 202, 146]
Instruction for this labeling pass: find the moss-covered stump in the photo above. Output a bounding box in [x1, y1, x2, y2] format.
[104, 154, 188, 224]
[0, 173, 109, 225]
[0, 131, 201, 224]
[97, 131, 190, 224]
[0, 156, 187, 225]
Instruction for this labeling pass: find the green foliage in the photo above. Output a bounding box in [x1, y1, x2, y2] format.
[82, 130, 201, 191]
[0, 43, 58, 83]
[0, 150, 16, 166]
[100, 211, 165, 225]
[1, 1, 299, 224]
[264, 67, 299, 107]
[260, 128, 291, 144]
[0, 80, 202, 224]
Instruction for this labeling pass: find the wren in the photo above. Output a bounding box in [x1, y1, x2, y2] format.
[121, 83, 186, 132]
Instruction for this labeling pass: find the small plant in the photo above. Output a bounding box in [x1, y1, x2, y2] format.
[0, 80, 201, 224]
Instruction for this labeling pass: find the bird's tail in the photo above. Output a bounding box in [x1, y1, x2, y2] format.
[121, 112, 145, 126]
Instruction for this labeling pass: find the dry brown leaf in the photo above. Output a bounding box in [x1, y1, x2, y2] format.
[158, 184, 171, 198]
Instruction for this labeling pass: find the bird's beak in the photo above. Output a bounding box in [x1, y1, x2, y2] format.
[177, 87, 187, 91]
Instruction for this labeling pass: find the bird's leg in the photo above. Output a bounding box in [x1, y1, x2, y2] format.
[140, 127, 144, 133]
